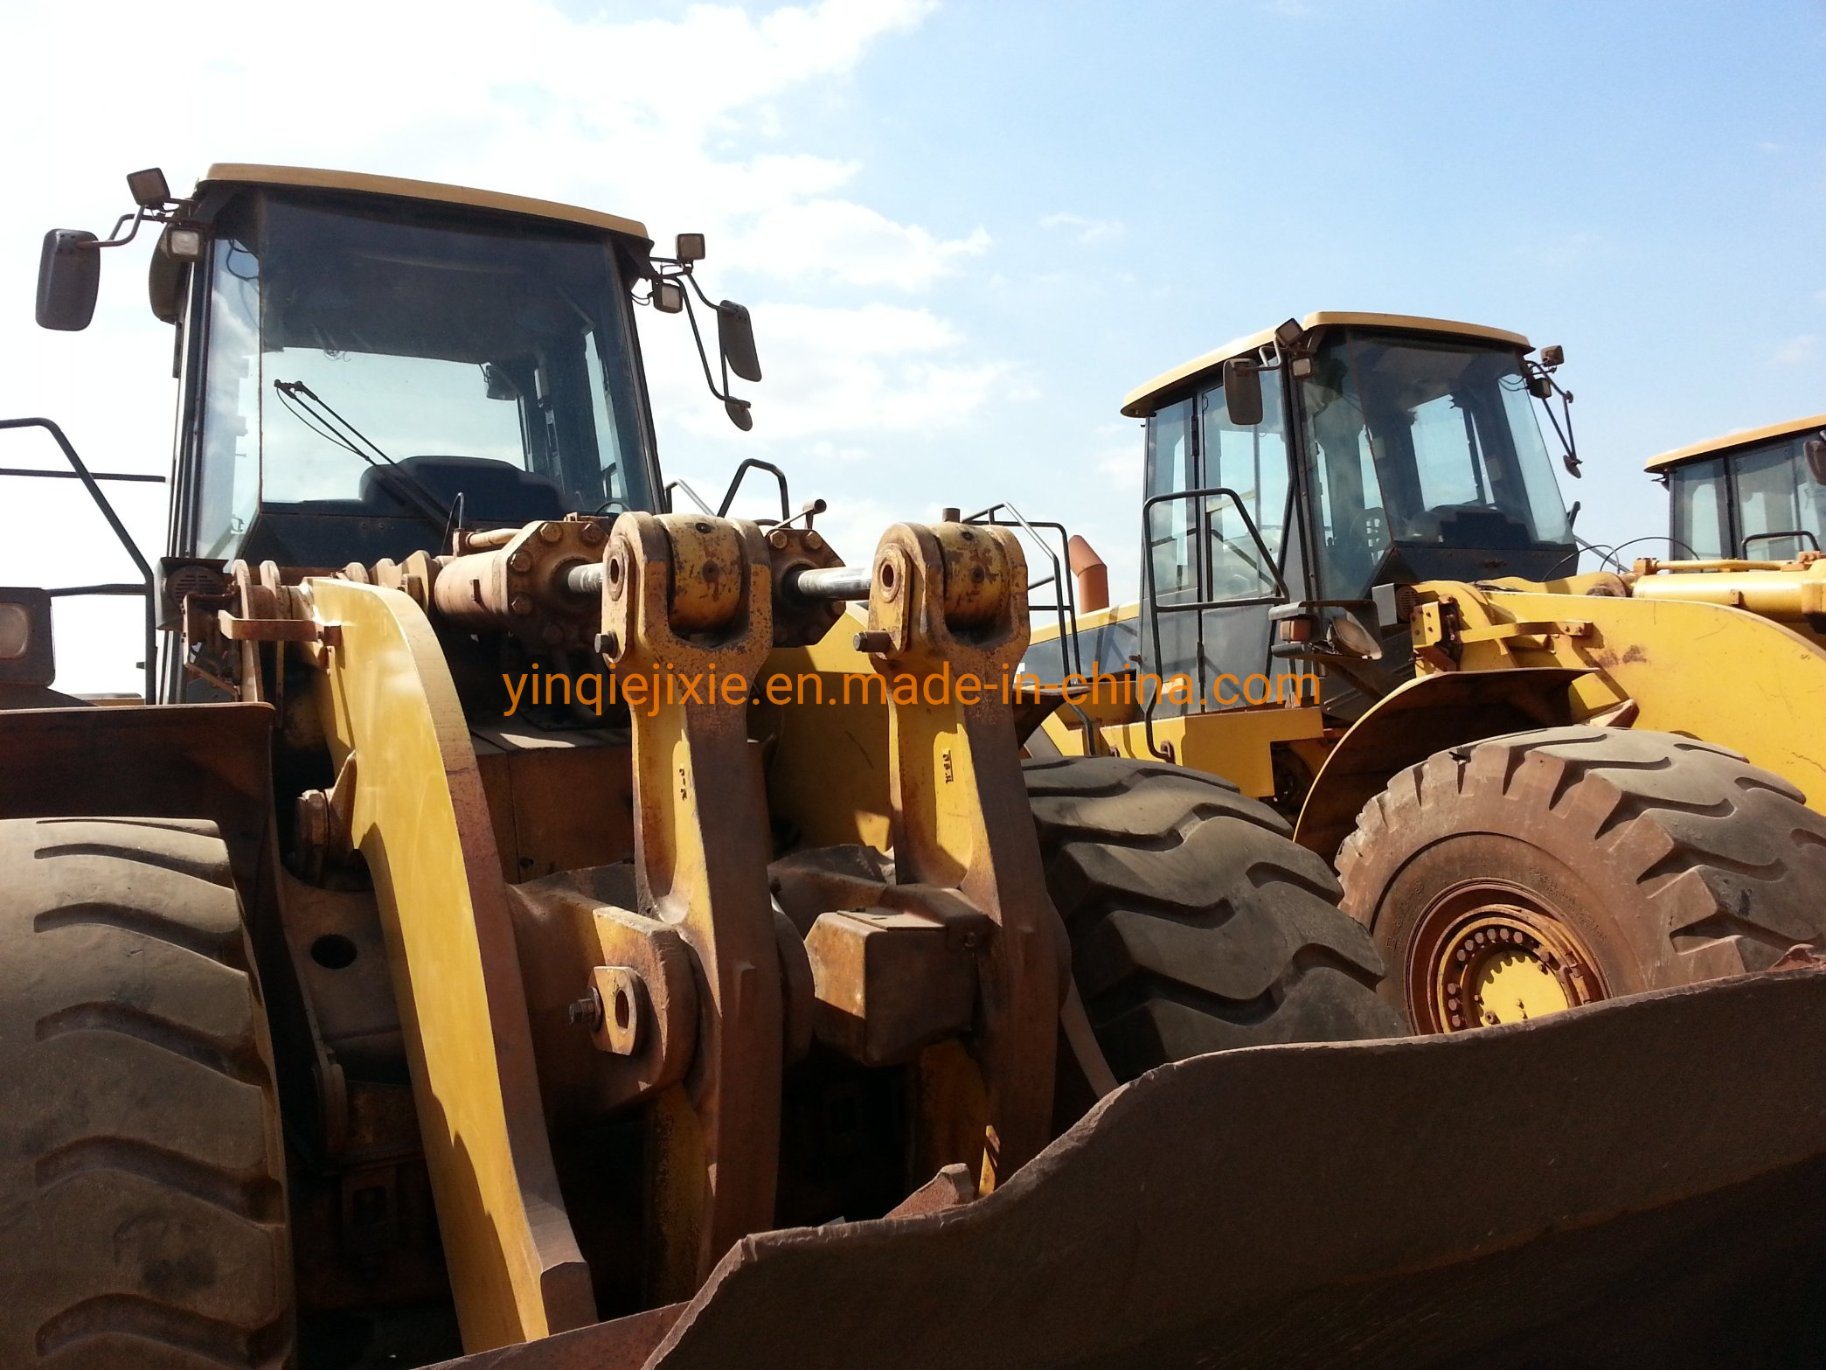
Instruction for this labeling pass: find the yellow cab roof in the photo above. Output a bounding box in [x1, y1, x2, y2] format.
[198, 163, 650, 242]
[1643, 414, 1826, 473]
[1120, 311, 1534, 418]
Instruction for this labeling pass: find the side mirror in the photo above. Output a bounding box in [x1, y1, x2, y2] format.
[717, 301, 762, 383]
[1806, 436, 1826, 486]
[36, 229, 101, 331]
[0, 588, 55, 686]
[1222, 357, 1263, 427]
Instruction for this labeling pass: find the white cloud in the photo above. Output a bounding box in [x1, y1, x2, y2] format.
[1774, 334, 1818, 366]
[668, 302, 1008, 441]
[0, 0, 1012, 690]
[1040, 211, 1127, 246]
[741, 201, 990, 290]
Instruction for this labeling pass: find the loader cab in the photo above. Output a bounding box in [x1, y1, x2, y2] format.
[1129, 314, 1577, 721]
[1649, 415, 1826, 561]
[161, 167, 666, 570]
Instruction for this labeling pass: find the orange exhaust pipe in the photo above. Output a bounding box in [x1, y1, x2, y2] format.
[1068, 535, 1109, 613]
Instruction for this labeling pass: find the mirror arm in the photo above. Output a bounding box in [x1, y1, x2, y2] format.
[680, 289, 736, 402]
[92, 204, 176, 253]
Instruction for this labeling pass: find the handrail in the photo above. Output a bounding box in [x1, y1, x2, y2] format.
[0, 417, 160, 703]
[715, 458, 792, 522]
[963, 501, 1081, 679]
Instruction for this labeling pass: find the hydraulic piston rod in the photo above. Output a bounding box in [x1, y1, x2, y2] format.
[564, 560, 872, 604]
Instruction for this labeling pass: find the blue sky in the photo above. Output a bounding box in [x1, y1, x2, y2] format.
[3, 0, 1822, 690]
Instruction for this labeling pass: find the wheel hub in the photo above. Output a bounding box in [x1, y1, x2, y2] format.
[1408, 888, 1605, 1034]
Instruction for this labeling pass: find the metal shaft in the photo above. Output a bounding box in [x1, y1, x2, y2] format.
[786, 565, 873, 602]
[565, 562, 605, 598]
[568, 559, 870, 604]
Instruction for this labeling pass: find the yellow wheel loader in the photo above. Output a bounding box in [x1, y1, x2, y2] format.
[9, 174, 1826, 1370]
[1028, 314, 1826, 1035]
[0, 165, 1404, 1369]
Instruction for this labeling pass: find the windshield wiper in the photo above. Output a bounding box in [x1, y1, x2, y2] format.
[271, 379, 455, 540]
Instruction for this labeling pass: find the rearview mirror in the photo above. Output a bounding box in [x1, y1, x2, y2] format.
[36, 229, 101, 331]
[0, 588, 55, 686]
[1223, 357, 1263, 427]
[1807, 435, 1826, 486]
[717, 301, 761, 383]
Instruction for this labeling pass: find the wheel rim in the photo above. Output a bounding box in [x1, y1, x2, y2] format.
[1405, 881, 1607, 1033]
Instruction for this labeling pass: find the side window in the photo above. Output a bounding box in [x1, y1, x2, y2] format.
[1143, 400, 1195, 599]
[193, 236, 263, 559]
[1733, 440, 1817, 558]
[1199, 369, 1290, 599]
[1669, 459, 1728, 559]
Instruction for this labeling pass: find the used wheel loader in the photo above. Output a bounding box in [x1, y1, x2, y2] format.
[10, 174, 1826, 1370]
[0, 164, 1401, 1368]
[1025, 313, 1826, 1034]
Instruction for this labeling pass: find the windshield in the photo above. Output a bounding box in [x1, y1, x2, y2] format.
[1299, 331, 1571, 595]
[193, 193, 653, 559]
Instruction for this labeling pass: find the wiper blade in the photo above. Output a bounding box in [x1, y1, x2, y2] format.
[271, 379, 455, 540]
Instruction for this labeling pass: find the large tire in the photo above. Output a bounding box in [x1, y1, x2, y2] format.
[0, 817, 293, 1369]
[1336, 726, 1826, 1033]
[1024, 757, 1400, 1081]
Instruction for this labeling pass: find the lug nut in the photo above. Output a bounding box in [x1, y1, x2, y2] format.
[539, 522, 563, 544]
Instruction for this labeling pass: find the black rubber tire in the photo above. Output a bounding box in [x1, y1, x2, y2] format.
[1336, 726, 1826, 1030]
[1024, 756, 1401, 1081]
[0, 817, 293, 1369]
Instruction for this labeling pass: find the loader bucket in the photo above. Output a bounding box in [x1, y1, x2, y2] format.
[441, 966, 1826, 1369]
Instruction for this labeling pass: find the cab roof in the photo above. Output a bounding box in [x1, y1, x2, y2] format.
[1120, 311, 1534, 418]
[197, 163, 650, 242]
[1643, 414, 1826, 473]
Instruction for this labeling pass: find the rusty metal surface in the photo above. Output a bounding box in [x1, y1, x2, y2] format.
[473, 727, 636, 884]
[764, 526, 847, 647]
[429, 1304, 688, 1370]
[801, 907, 980, 1066]
[599, 512, 783, 1298]
[883, 1163, 976, 1219]
[1294, 667, 1588, 861]
[482, 966, 1826, 1370]
[432, 517, 610, 650]
[864, 522, 1067, 1189]
[506, 869, 701, 1126]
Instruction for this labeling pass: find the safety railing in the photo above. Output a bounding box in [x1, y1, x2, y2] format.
[0, 417, 164, 702]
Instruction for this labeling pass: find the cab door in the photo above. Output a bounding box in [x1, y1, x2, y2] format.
[1140, 368, 1302, 714]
